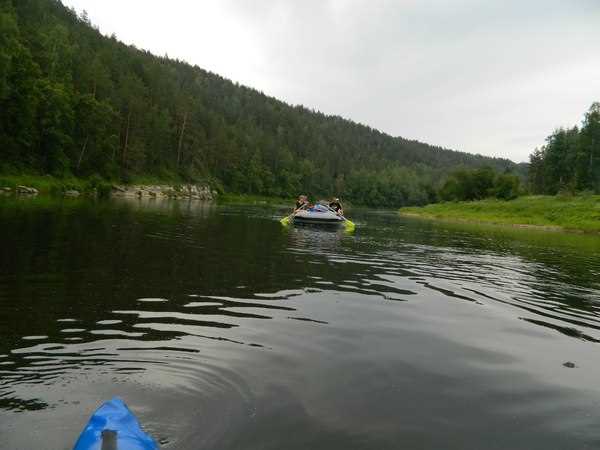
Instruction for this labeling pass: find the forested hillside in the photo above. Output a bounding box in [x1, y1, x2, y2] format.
[1, 0, 517, 206]
[528, 103, 600, 195]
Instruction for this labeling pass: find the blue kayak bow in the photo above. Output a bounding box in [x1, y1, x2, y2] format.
[73, 397, 158, 450]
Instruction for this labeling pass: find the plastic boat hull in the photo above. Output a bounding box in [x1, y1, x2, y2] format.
[73, 397, 158, 450]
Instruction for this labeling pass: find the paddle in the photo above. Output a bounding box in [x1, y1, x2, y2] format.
[325, 204, 356, 232]
[280, 203, 307, 226]
[341, 214, 356, 232]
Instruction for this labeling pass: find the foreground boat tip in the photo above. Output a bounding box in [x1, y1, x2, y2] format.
[73, 397, 159, 450]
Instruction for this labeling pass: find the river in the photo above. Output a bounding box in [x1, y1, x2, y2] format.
[1, 196, 600, 449]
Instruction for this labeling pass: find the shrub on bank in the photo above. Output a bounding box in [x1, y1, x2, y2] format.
[0, 174, 110, 197]
[439, 167, 521, 202]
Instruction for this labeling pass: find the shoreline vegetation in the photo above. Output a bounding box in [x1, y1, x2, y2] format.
[0, 174, 314, 208]
[218, 193, 294, 206]
[400, 196, 600, 234]
[0, 173, 296, 205]
[0, 174, 216, 200]
[0, 174, 325, 211]
[0, 174, 113, 196]
[1, 0, 519, 209]
[1, 1, 598, 212]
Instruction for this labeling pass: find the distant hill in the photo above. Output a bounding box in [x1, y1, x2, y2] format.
[0, 0, 518, 206]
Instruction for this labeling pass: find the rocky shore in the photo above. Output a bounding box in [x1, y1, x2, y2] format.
[0, 183, 216, 201]
[111, 184, 216, 200]
[0, 185, 41, 196]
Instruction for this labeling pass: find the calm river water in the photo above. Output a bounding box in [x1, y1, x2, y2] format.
[1, 197, 600, 449]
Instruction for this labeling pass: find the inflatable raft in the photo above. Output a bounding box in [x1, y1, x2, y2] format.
[73, 397, 158, 450]
[292, 204, 345, 225]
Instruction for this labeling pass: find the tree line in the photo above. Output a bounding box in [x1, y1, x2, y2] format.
[438, 167, 521, 202]
[1, 0, 518, 206]
[433, 103, 600, 203]
[528, 103, 600, 195]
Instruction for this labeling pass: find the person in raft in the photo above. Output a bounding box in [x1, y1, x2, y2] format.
[329, 197, 343, 216]
[295, 195, 309, 211]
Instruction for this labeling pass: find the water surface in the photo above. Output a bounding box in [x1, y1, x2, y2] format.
[1, 197, 600, 449]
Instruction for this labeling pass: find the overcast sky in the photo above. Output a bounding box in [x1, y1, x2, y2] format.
[63, 0, 600, 162]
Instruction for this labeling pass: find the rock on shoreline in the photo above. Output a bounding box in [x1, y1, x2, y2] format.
[111, 184, 216, 201]
[0, 184, 216, 201]
[16, 185, 39, 195]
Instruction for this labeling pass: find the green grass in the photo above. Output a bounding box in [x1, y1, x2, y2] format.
[126, 174, 182, 186]
[1, 174, 90, 194]
[0, 174, 120, 197]
[400, 195, 600, 233]
[218, 193, 294, 206]
[0, 173, 214, 197]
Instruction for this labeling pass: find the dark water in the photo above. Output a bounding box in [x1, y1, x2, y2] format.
[1, 197, 600, 450]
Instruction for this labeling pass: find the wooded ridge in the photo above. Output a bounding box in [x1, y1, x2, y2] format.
[1, 0, 519, 207]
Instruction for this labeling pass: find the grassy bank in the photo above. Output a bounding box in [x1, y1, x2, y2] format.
[218, 193, 294, 206]
[0, 174, 295, 205]
[0, 174, 217, 197]
[0, 174, 114, 196]
[400, 195, 600, 233]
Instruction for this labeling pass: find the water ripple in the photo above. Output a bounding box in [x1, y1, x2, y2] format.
[2, 203, 600, 449]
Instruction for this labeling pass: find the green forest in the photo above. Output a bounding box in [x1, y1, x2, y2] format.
[0, 0, 521, 207]
[528, 103, 600, 195]
[434, 104, 600, 203]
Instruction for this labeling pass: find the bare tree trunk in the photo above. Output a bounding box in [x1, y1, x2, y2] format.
[49, 41, 57, 80]
[177, 111, 188, 168]
[77, 136, 89, 171]
[591, 137, 596, 190]
[122, 110, 131, 164]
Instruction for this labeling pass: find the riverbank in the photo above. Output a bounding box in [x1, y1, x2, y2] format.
[0, 174, 105, 196]
[0, 174, 216, 201]
[0, 175, 303, 206]
[400, 195, 600, 233]
[218, 193, 294, 206]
